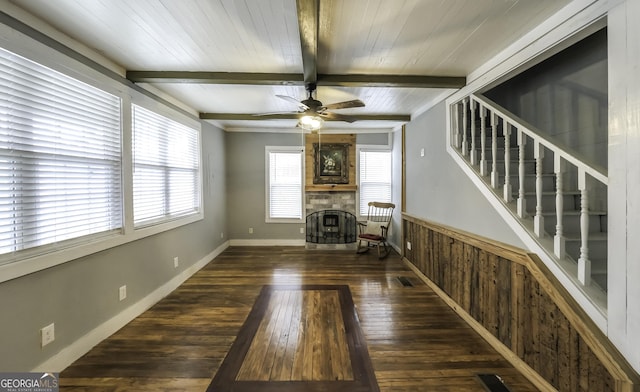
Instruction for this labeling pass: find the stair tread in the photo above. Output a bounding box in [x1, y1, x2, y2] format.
[565, 233, 608, 241]
[486, 172, 556, 178]
[514, 191, 581, 196]
[460, 107, 610, 294]
[540, 210, 607, 216]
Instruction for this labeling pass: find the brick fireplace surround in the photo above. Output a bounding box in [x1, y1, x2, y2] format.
[305, 191, 357, 250]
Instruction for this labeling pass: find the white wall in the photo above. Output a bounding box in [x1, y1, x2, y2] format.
[607, 0, 640, 374]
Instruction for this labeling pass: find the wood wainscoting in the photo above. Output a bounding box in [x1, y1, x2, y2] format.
[402, 213, 640, 392]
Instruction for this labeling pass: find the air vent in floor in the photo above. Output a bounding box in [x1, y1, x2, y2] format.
[476, 374, 511, 392]
[397, 276, 413, 287]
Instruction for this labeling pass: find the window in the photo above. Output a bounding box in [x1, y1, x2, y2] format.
[359, 149, 392, 215]
[266, 147, 303, 221]
[0, 47, 122, 261]
[132, 105, 201, 227]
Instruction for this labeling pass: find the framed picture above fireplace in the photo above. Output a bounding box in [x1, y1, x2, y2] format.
[313, 143, 349, 184]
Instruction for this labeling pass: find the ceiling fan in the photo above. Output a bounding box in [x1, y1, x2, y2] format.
[260, 83, 365, 130]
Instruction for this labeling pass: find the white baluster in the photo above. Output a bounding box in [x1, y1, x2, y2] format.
[534, 141, 545, 237]
[503, 123, 512, 202]
[491, 113, 499, 188]
[517, 129, 527, 217]
[554, 155, 565, 259]
[453, 101, 461, 149]
[462, 98, 468, 156]
[479, 107, 487, 176]
[577, 169, 591, 286]
[470, 100, 478, 165]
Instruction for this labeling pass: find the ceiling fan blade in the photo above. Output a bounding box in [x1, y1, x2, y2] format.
[321, 99, 365, 111]
[319, 111, 358, 123]
[252, 111, 299, 116]
[276, 94, 309, 110]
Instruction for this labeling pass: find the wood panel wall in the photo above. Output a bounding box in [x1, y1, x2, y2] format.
[402, 214, 640, 392]
[305, 133, 356, 192]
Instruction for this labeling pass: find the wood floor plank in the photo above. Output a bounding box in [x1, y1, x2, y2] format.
[60, 247, 539, 392]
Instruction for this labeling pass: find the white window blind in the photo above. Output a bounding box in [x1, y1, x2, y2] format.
[359, 150, 392, 215]
[267, 149, 303, 220]
[0, 47, 122, 261]
[132, 105, 201, 227]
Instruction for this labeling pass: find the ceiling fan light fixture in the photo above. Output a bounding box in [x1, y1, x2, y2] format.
[298, 114, 324, 131]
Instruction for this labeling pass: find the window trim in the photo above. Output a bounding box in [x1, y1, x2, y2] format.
[356, 145, 393, 219]
[265, 146, 305, 223]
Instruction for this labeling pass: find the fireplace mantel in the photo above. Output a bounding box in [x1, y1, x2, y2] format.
[306, 185, 357, 192]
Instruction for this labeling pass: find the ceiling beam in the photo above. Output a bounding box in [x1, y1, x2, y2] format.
[127, 71, 465, 88]
[199, 113, 411, 122]
[317, 74, 466, 88]
[126, 71, 304, 85]
[296, 0, 319, 86]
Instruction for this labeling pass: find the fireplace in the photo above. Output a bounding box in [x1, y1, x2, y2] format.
[306, 210, 356, 244]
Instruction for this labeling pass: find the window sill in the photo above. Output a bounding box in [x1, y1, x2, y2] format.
[0, 213, 203, 284]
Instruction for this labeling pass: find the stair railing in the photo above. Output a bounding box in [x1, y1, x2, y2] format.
[451, 93, 608, 291]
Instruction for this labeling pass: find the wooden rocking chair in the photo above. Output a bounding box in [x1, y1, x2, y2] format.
[356, 201, 395, 259]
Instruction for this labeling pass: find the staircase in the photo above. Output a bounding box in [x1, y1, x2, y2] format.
[449, 93, 608, 307]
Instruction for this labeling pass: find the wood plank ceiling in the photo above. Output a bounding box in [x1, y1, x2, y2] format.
[5, 0, 574, 132]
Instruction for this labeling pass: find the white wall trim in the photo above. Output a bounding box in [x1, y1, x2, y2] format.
[31, 240, 230, 373]
[229, 239, 306, 247]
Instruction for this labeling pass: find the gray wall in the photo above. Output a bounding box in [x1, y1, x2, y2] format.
[226, 132, 306, 241]
[0, 121, 227, 371]
[405, 101, 525, 248]
[226, 132, 391, 242]
[485, 29, 607, 169]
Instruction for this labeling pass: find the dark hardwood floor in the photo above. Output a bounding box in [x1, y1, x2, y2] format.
[60, 246, 539, 391]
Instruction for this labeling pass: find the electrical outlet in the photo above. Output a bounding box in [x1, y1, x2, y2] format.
[220, 232, 224, 239]
[406, 241, 412, 250]
[300, 227, 304, 234]
[420, 148, 425, 157]
[41, 323, 55, 347]
[173, 257, 179, 268]
[119, 285, 127, 301]
[248, 227, 253, 234]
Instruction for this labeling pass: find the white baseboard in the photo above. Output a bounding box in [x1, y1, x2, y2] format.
[229, 239, 401, 253]
[229, 239, 306, 246]
[32, 240, 230, 373]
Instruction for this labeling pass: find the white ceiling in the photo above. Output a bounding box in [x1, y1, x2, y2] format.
[6, 0, 574, 132]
